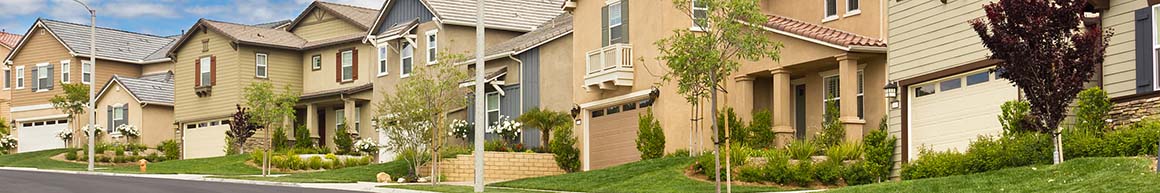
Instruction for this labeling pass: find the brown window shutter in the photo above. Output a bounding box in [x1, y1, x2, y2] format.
[352, 48, 359, 80]
[335, 52, 342, 82]
[211, 55, 217, 86]
[195, 59, 201, 87]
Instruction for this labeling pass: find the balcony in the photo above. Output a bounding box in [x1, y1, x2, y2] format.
[584, 44, 634, 91]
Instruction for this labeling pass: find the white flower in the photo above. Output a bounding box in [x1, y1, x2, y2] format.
[0, 135, 17, 150]
[354, 138, 380, 154]
[116, 124, 140, 137]
[56, 130, 73, 141]
[81, 125, 104, 137]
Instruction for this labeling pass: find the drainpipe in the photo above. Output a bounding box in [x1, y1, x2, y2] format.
[508, 54, 524, 113]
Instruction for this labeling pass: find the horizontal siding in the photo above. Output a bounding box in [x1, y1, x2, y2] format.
[292, 9, 365, 42]
[1103, 0, 1147, 98]
[9, 27, 142, 108]
[173, 29, 240, 122]
[239, 46, 303, 94]
[887, 0, 992, 80]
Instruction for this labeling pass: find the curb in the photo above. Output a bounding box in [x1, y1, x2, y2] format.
[0, 167, 302, 188]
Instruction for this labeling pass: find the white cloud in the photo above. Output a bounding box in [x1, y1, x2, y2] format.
[185, 5, 229, 15]
[317, 0, 384, 9]
[100, 2, 179, 18]
[48, 0, 93, 24]
[0, 0, 47, 16]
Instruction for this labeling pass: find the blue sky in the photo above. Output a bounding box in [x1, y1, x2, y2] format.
[0, 0, 384, 37]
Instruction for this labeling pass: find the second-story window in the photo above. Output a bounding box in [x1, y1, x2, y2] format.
[3, 68, 9, 90]
[82, 61, 92, 84]
[846, 0, 859, 15]
[199, 57, 212, 86]
[312, 55, 322, 71]
[401, 42, 413, 77]
[378, 47, 388, 76]
[426, 30, 438, 65]
[605, 1, 627, 46]
[60, 60, 70, 83]
[34, 63, 52, 91]
[15, 66, 24, 89]
[824, 0, 838, 21]
[341, 50, 354, 81]
[255, 53, 268, 78]
[691, 0, 708, 30]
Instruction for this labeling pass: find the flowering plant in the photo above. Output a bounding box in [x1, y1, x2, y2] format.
[448, 119, 473, 140]
[354, 138, 380, 155]
[57, 130, 73, 142]
[116, 124, 140, 137]
[81, 125, 104, 137]
[487, 115, 522, 142]
[0, 135, 16, 150]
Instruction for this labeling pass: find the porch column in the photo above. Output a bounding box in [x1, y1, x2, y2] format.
[836, 54, 865, 142]
[770, 68, 794, 148]
[732, 75, 755, 121]
[306, 104, 319, 139]
[343, 99, 357, 137]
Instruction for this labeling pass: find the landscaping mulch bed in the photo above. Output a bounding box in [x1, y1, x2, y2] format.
[683, 163, 849, 190]
[49, 153, 139, 167]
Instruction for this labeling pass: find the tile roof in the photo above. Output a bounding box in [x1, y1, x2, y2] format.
[425, 0, 566, 32]
[484, 13, 572, 57]
[103, 73, 175, 105]
[251, 20, 292, 29]
[376, 18, 419, 37]
[314, 1, 380, 29]
[39, 19, 177, 63]
[761, 14, 886, 48]
[0, 31, 20, 48]
[201, 19, 307, 50]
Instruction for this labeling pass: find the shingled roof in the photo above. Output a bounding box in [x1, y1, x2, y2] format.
[761, 14, 886, 48]
[426, 0, 565, 32]
[0, 31, 20, 49]
[97, 73, 175, 105]
[16, 19, 177, 63]
[200, 19, 308, 50]
[484, 13, 572, 57]
[289, 1, 380, 30]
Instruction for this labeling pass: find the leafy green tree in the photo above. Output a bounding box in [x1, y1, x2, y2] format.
[242, 81, 300, 176]
[227, 105, 260, 154]
[657, 0, 782, 188]
[636, 108, 665, 160]
[816, 95, 845, 147]
[516, 108, 571, 149]
[50, 82, 90, 146]
[550, 124, 580, 172]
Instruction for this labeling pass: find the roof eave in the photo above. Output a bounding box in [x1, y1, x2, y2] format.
[849, 46, 887, 53]
[441, 20, 533, 33]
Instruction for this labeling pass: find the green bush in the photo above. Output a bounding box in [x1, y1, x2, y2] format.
[695, 153, 720, 180]
[549, 124, 580, 172]
[787, 140, 816, 160]
[97, 155, 111, 163]
[825, 142, 862, 161]
[334, 124, 354, 155]
[716, 108, 748, 146]
[816, 98, 845, 147]
[158, 139, 180, 160]
[66, 150, 78, 160]
[964, 133, 1052, 173]
[666, 149, 690, 158]
[814, 160, 841, 185]
[901, 149, 970, 180]
[842, 161, 874, 186]
[759, 149, 791, 183]
[308, 156, 324, 170]
[294, 124, 313, 149]
[787, 161, 814, 186]
[249, 150, 265, 161]
[737, 164, 764, 182]
[324, 153, 339, 162]
[999, 100, 1033, 134]
[485, 140, 509, 152]
[863, 127, 897, 182]
[323, 160, 336, 169]
[1063, 128, 1103, 158]
[272, 126, 289, 151]
[1100, 120, 1160, 156]
[748, 110, 776, 148]
[636, 108, 665, 160]
[1074, 87, 1111, 132]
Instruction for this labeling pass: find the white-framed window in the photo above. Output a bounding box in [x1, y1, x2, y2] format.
[311, 55, 322, 71]
[823, 0, 838, 22]
[1153, 4, 1160, 91]
[691, 0, 708, 30]
[111, 105, 125, 135]
[377, 47, 388, 76]
[354, 107, 361, 130]
[486, 92, 501, 125]
[341, 50, 354, 81]
[255, 53, 268, 78]
[81, 61, 92, 84]
[14, 66, 24, 89]
[2, 68, 9, 90]
[199, 57, 212, 86]
[400, 42, 413, 77]
[426, 30, 438, 65]
[60, 60, 70, 83]
[336, 109, 346, 129]
[822, 70, 864, 119]
[608, 2, 624, 42]
[845, 0, 860, 16]
[35, 63, 49, 91]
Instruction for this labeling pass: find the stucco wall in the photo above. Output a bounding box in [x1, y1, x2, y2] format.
[95, 81, 175, 147]
[762, 0, 886, 39]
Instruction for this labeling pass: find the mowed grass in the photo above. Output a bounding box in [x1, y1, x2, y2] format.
[827, 157, 1160, 193]
[388, 185, 547, 193]
[0, 149, 88, 171]
[492, 156, 787, 193]
[0, 149, 262, 175]
[212, 159, 411, 183]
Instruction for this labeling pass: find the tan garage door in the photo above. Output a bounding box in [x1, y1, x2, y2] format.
[184, 124, 229, 159]
[909, 69, 1017, 160]
[589, 107, 646, 170]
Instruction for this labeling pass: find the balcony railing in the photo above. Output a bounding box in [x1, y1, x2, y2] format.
[584, 44, 634, 91]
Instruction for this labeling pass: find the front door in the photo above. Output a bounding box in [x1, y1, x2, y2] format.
[317, 110, 326, 147]
[794, 84, 806, 139]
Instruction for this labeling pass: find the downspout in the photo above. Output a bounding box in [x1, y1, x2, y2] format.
[508, 54, 524, 114]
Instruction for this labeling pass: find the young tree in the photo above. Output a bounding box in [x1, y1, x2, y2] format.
[243, 81, 300, 176]
[970, 0, 1111, 164]
[657, 0, 782, 191]
[376, 52, 470, 184]
[516, 107, 571, 149]
[50, 82, 90, 147]
[227, 105, 260, 154]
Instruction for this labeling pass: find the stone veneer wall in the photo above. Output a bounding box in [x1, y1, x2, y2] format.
[1108, 96, 1160, 129]
[419, 151, 565, 182]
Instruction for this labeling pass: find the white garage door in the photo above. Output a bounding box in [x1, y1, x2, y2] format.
[909, 69, 1017, 160]
[184, 123, 229, 159]
[17, 119, 69, 153]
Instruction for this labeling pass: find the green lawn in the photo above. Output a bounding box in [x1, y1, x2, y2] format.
[0, 149, 88, 171]
[212, 159, 410, 183]
[492, 156, 787, 193]
[828, 157, 1160, 193]
[386, 185, 547, 193]
[0, 149, 262, 175]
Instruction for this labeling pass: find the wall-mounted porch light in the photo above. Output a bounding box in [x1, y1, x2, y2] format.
[884, 82, 899, 109]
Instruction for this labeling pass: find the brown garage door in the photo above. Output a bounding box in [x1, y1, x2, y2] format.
[589, 107, 646, 170]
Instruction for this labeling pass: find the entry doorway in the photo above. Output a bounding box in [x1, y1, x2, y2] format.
[794, 84, 806, 139]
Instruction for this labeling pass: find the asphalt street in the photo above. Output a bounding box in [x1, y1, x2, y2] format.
[0, 170, 366, 193]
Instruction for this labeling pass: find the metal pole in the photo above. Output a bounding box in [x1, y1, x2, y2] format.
[473, 0, 486, 192]
[72, 0, 96, 172]
[711, 73, 720, 193]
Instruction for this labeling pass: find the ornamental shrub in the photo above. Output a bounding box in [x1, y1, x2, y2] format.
[787, 140, 817, 160]
[272, 126, 288, 151]
[1100, 120, 1160, 156]
[963, 133, 1052, 173]
[294, 125, 313, 149]
[635, 108, 665, 160]
[334, 124, 354, 155]
[760, 150, 791, 183]
[816, 98, 845, 147]
[842, 161, 874, 186]
[716, 108, 748, 146]
[863, 124, 897, 181]
[308, 156, 324, 170]
[814, 160, 841, 185]
[748, 110, 776, 148]
[998, 100, 1034, 134]
[787, 161, 814, 186]
[549, 124, 580, 173]
[666, 149, 690, 158]
[158, 139, 180, 160]
[825, 142, 862, 161]
[1063, 128, 1103, 158]
[66, 150, 78, 160]
[900, 149, 969, 180]
[1073, 87, 1111, 132]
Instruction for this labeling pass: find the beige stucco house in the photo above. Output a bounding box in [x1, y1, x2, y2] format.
[1, 31, 21, 122]
[3, 19, 175, 153]
[93, 74, 175, 147]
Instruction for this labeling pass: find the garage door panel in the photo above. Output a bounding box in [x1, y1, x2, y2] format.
[184, 125, 229, 159]
[910, 71, 1017, 160]
[589, 108, 646, 170]
[17, 121, 69, 153]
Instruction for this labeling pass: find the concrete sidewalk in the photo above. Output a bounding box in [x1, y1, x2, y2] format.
[0, 167, 435, 193]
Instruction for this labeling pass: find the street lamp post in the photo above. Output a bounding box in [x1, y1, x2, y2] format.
[473, 0, 486, 192]
[71, 0, 96, 172]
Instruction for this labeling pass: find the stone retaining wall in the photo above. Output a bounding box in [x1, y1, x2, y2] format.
[419, 151, 564, 182]
[1108, 96, 1160, 129]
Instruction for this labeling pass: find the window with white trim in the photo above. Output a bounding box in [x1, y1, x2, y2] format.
[609, 2, 624, 42]
[255, 53, 268, 78]
[691, 0, 708, 30]
[486, 92, 500, 126]
[14, 66, 23, 89]
[336, 109, 346, 129]
[822, 70, 864, 119]
[824, 0, 838, 21]
[112, 105, 125, 135]
[3, 68, 9, 89]
[199, 57, 211, 86]
[312, 55, 322, 70]
[36, 64, 49, 90]
[82, 61, 92, 84]
[377, 47, 388, 76]
[354, 107, 361, 130]
[341, 50, 354, 81]
[60, 60, 70, 83]
[426, 30, 438, 65]
[401, 42, 413, 77]
[846, 0, 860, 15]
[1153, 5, 1160, 90]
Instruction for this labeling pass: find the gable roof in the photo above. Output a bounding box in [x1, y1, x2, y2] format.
[169, 18, 374, 53]
[759, 14, 886, 51]
[287, 1, 380, 31]
[96, 73, 175, 106]
[6, 19, 176, 64]
[252, 20, 293, 29]
[483, 13, 572, 58]
[369, 0, 566, 36]
[0, 31, 20, 49]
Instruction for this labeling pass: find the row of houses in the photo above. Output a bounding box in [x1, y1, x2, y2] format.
[0, 0, 1155, 172]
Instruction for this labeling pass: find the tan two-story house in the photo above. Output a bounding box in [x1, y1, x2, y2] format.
[1, 31, 22, 121]
[4, 19, 176, 153]
[568, 0, 888, 170]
